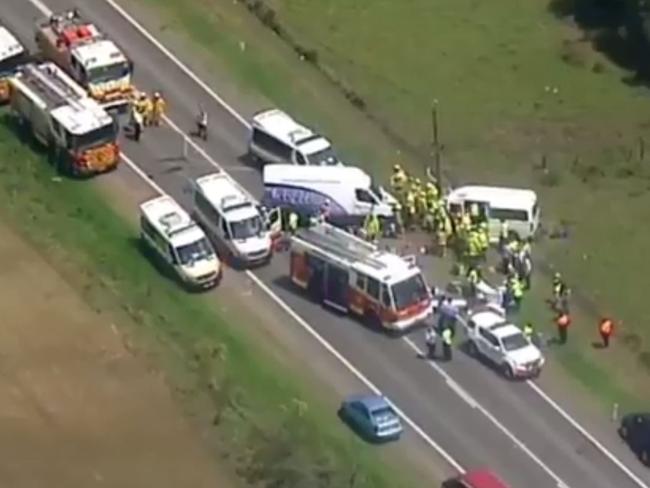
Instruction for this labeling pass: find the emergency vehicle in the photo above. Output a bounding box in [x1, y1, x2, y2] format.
[0, 25, 28, 104]
[35, 9, 134, 111]
[9, 62, 120, 176]
[191, 172, 278, 268]
[140, 195, 221, 290]
[249, 108, 342, 166]
[289, 223, 433, 332]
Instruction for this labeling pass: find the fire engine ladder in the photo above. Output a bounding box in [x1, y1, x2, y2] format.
[296, 224, 388, 271]
[21, 63, 84, 110]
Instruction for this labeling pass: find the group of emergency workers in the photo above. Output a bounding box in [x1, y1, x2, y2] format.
[129, 91, 167, 141]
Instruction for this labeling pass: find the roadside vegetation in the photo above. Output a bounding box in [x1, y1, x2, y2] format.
[0, 114, 418, 488]
[138, 0, 650, 412]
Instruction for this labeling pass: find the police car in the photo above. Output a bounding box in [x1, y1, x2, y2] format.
[140, 195, 221, 289]
[465, 308, 544, 379]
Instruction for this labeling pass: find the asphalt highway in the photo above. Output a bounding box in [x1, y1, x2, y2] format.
[5, 1, 650, 487]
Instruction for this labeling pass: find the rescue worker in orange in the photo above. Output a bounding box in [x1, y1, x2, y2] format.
[599, 317, 614, 348]
[556, 311, 571, 345]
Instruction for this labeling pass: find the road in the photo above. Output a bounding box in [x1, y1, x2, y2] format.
[5, 1, 650, 487]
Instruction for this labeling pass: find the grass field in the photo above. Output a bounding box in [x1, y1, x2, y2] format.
[0, 115, 421, 488]
[133, 0, 650, 412]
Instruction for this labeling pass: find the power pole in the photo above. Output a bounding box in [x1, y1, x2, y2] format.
[431, 100, 442, 192]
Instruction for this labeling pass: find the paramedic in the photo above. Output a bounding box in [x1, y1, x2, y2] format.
[442, 327, 453, 361]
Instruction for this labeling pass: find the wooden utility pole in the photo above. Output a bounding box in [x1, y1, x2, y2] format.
[431, 100, 442, 192]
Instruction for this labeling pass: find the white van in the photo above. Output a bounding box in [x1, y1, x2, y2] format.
[192, 172, 274, 268]
[248, 108, 341, 167]
[262, 164, 398, 230]
[140, 195, 221, 289]
[445, 185, 540, 242]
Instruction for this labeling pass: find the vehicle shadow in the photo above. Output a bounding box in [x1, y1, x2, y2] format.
[237, 151, 262, 171]
[456, 340, 529, 383]
[270, 275, 414, 337]
[130, 237, 213, 293]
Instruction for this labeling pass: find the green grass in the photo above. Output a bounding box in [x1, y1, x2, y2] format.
[134, 0, 650, 412]
[0, 116, 422, 488]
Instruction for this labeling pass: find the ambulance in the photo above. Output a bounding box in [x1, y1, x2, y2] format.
[289, 223, 433, 333]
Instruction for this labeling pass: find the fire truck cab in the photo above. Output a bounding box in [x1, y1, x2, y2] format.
[35, 9, 133, 112]
[290, 223, 433, 332]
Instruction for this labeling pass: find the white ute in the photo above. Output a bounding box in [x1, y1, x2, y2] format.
[192, 172, 273, 268]
[140, 195, 221, 289]
[249, 108, 341, 167]
[465, 308, 544, 379]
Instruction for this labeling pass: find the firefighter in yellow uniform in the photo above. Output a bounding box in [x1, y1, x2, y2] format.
[390, 164, 408, 203]
[151, 92, 167, 126]
[477, 222, 489, 259]
[364, 212, 381, 242]
[404, 191, 416, 230]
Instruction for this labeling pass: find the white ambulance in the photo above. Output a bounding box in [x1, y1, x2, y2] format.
[140, 195, 221, 289]
[191, 172, 275, 268]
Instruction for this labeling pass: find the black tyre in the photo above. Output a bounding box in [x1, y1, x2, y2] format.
[501, 363, 514, 379]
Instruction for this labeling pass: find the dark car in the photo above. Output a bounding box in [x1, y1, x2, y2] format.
[338, 394, 403, 442]
[442, 469, 511, 488]
[619, 413, 650, 465]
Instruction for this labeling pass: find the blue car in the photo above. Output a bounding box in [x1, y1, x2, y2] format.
[339, 394, 403, 442]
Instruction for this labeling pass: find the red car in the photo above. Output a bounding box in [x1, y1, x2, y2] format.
[442, 469, 511, 488]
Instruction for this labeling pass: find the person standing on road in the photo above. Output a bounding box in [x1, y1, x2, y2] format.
[130, 100, 143, 142]
[151, 92, 166, 126]
[425, 326, 437, 359]
[556, 311, 571, 345]
[196, 105, 208, 140]
[599, 317, 614, 348]
[442, 327, 453, 361]
[523, 322, 534, 342]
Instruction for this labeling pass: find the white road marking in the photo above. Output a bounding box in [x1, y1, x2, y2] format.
[402, 337, 571, 488]
[24, 0, 650, 485]
[526, 380, 650, 488]
[26, 0, 468, 468]
[103, 0, 251, 128]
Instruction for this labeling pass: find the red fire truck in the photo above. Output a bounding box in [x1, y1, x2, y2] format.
[289, 223, 433, 332]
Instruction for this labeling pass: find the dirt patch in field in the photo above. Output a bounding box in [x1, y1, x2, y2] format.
[0, 220, 232, 488]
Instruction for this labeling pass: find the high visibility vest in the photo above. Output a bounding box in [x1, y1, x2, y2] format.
[500, 222, 509, 238]
[467, 270, 479, 284]
[600, 319, 613, 336]
[523, 325, 534, 339]
[511, 280, 523, 298]
[442, 329, 452, 345]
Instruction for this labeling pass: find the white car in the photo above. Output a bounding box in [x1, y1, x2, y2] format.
[465, 309, 544, 379]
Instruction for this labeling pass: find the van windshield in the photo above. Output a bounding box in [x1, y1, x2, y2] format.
[68, 122, 117, 152]
[176, 237, 214, 265]
[391, 273, 429, 310]
[307, 146, 340, 166]
[231, 216, 264, 240]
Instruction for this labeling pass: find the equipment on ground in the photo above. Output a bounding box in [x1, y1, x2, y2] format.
[0, 25, 28, 104]
[8, 62, 120, 176]
[289, 222, 433, 332]
[35, 8, 134, 112]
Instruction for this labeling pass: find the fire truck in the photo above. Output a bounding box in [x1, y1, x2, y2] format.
[0, 25, 28, 104]
[289, 223, 434, 332]
[35, 9, 133, 112]
[9, 62, 120, 176]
